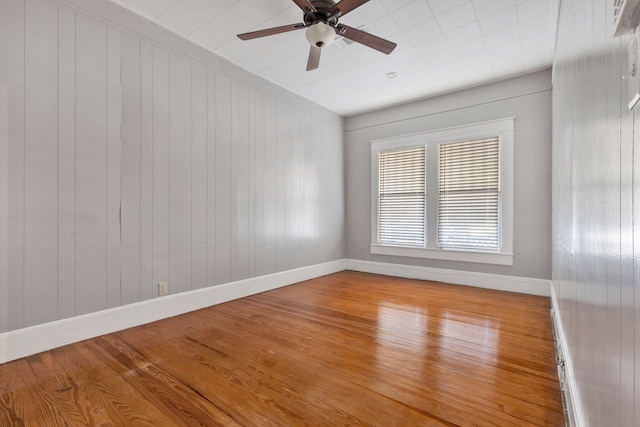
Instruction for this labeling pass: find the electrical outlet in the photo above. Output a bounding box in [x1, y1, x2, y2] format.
[158, 281, 168, 296]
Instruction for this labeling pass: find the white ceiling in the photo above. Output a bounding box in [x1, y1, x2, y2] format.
[110, 0, 559, 116]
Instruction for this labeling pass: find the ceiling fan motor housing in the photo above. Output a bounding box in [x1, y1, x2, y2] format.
[303, 0, 340, 27]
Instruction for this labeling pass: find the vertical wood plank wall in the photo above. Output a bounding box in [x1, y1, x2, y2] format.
[0, 0, 345, 334]
[553, 0, 637, 424]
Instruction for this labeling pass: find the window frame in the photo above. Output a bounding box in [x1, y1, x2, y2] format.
[370, 118, 514, 266]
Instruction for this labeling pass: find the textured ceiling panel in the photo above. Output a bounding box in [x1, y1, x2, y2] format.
[111, 0, 559, 115]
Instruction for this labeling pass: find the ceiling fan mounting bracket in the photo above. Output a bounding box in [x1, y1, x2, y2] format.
[303, 1, 340, 27]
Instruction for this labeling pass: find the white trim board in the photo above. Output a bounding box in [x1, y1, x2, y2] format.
[550, 281, 586, 427]
[0, 260, 346, 365]
[0, 259, 552, 364]
[344, 259, 551, 296]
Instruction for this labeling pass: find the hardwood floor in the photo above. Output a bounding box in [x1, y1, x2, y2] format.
[0, 271, 565, 426]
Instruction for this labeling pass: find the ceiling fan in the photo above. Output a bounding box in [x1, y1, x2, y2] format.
[237, 0, 397, 71]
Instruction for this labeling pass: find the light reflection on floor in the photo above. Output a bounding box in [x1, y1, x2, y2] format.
[374, 302, 499, 391]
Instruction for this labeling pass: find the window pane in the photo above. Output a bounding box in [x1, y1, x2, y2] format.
[438, 138, 499, 250]
[379, 147, 426, 246]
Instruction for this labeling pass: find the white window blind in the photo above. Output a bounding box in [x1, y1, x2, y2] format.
[437, 138, 500, 250]
[378, 147, 426, 247]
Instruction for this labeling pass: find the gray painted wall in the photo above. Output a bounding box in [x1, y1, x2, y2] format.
[553, 0, 637, 425]
[345, 69, 552, 280]
[0, 0, 345, 333]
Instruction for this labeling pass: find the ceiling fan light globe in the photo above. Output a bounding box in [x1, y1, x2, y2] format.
[305, 22, 335, 48]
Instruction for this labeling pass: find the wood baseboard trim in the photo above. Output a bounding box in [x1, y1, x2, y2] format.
[0, 259, 552, 364]
[344, 259, 550, 296]
[550, 282, 585, 427]
[0, 260, 346, 364]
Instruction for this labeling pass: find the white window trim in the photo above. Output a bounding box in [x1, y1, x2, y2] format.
[370, 118, 514, 266]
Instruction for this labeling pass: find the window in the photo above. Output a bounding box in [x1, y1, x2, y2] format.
[371, 118, 514, 266]
[437, 138, 499, 250]
[378, 147, 426, 247]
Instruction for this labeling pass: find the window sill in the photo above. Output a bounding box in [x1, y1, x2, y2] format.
[370, 244, 514, 266]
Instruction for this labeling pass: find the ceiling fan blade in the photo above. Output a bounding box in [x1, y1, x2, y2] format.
[329, 0, 369, 17]
[336, 24, 397, 54]
[238, 23, 306, 40]
[291, 0, 317, 12]
[306, 45, 321, 71]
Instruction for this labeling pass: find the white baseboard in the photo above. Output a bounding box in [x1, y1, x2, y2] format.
[344, 259, 551, 296]
[0, 260, 345, 365]
[550, 282, 585, 427]
[0, 259, 552, 365]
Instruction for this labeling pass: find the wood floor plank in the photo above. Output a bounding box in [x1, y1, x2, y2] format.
[140, 313, 462, 426]
[22, 352, 92, 426]
[199, 294, 562, 425]
[91, 334, 243, 426]
[228, 294, 561, 396]
[0, 271, 565, 426]
[49, 340, 181, 426]
[0, 359, 38, 426]
[117, 326, 390, 426]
